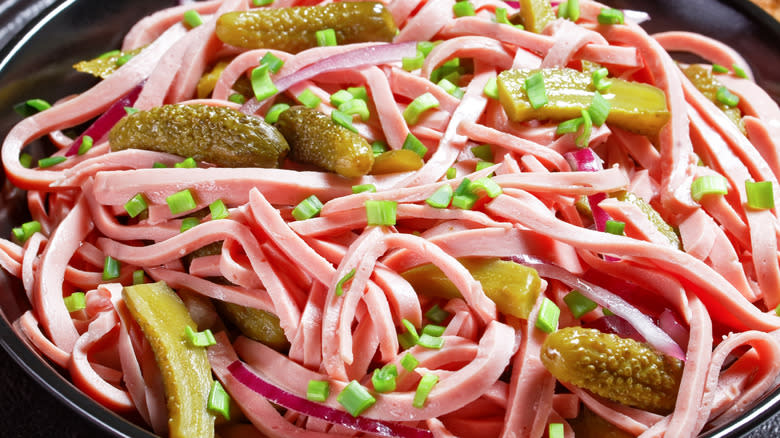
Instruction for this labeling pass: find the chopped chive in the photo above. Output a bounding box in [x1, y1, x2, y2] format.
[471, 144, 493, 161]
[591, 67, 612, 92]
[587, 92, 611, 126]
[483, 77, 499, 99]
[524, 72, 548, 109]
[425, 304, 450, 323]
[174, 157, 197, 168]
[228, 93, 246, 104]
[97, 49, 121, 59]
[398, 318, 420, 350]
[132, 269, 145, 285]
[208, 380, 231, 420]
[330, 89, 355, 107]
[402, 51, 425, 71]
[352, 184, 377, 194]
[13, 98, 51, 117]
[64, 292, 87, 313]
[365, 200, 397, 226]
[557, 1, 569, 18]
[116, 52, 135, 66]
[549, 423, 564, 438]
[11, 227, 24, 242]
[371, 364, 398, 393]
[563, 290, 598, 318]
[337, 381, 376, 417]
[38, 156, 66, 168]
[602, 307, 615, 316]
[332, 109, 358, 133]
[745, 180, 774, 210]
[605, 219, 626, 235]
[733, 63, 748, 79]
[567, 0, 580, 21]
[253, 0, 274, 5]
[19, 153, 32, 168]
[446, 167, 457, 179]
[401, 353, 419, 371]
[250, 64, 278, 101]
[691, 175, 729, 201]
[264, 103, 290, 123]
[124, 106, 139, 115]
[417, 41, 436, 57]
[209, 199, 229, 220]
[422, 324, 446, 337]
[454, 178, 472, 196]
[259, 51, 284, 74]
[575, 108, 592, 148]
[103, 255, 120, 281]
[475, 161, 495, 172]
[535, 297, 560, 333]
[315, 28, 338, 47]
[297, 89, 321, 108]
[451, 192, 478, 210]
[185, 325, 217, 347]
[556, 117, 583, 135]
[430, 58, 461, 84]
[372, 141, 388, 156]
[166, 189, 197, 214]
[495, 7, 511, 24]
[292, 195, 323, 221]
[182, 10, 203, 28]
[402, 133, 428, 158]
[597, 8, 624, 24]
[711, 64, 729, 74]
[453, 0, 476, 17]
[124, 193, 148, 218]
[335, 268, 356, 296]
[13, 220, 41, 243]
[77, 135, 94, 155]
[413, 374, 438, 408]
[403, 92, 440, 125]
[470, 176, 502, 198]
[437, 78, 464, 99]
[152, 162, 168, 168]
[307, 380, 330, 402]
[347, 86, 368, 101]
[339, 98, 370, 121]
[426, 184, 454, 208]
[180, 217, 200, 232]
[716, 86, 739, 107]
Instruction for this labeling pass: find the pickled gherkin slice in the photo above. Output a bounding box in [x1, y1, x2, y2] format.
[682, 64, 744, 132]
[73, 47, 144, 78]
[275, 105, 373, 178]
[516, 0, 555, 33]
[371, 149, 424, 174]
[109, 104, 289, 168]
[497, 68, 670, 136]
[569, 406, 634, 438]
[216, 301, 289, 351]
[216, 2, 397, 53]
[615, 191, 681, 249]
[540, 327, 683, 414]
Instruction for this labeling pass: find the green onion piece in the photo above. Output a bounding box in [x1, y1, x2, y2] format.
[209, 199, 229, 220]
[591, 67, 612, 92]
[259, 51, 284, 74]
[398, 318, 420, 350]
[563, 290, 597, 318]
[11, 227, 24, 242]
[97, 49, 121, 59]
[77, 135, 94, 155]
[524, 72, 548, 109]
[174, 157, 197, 168]
[401, 353, 419, 371]
[535, 297, 560, 333]
[567, 0, 580, 21]
[403, 92, 440, 125]
[711, 64, 729, 74]
[413, 374, 438, 408]
[250, 64, 278, 101]
[228, 93, 246, 104]
[166, 189, 197, 215]
[297, 89, 321, 108]
[307, 380, 330, 402]
[335, 268, 356, 296]
[315, 28, 338, 47]
[19, 153, 32, 168]
[352, 184, 377, 194]
[733, 63, 748, 79]
[483, 77, 499, 100]
[124, 193, 148, 218]
[330, 89, 355, 107]
[475, 161, 495, 172]
[116, 52, 135, 66]
[103, 255, 120, 281]
[124, 106, 139, 115]
[417, 41, 436, 57]
[549, 423, 564, 438]
[402, 133, 428, 158]
[292, 195, 323, 221]
[402, 51, 426, 72]
[557, 0, 569, 18]
[575, 109, 592, 148]
[446, 167, 457, 179]
[451, 192, 478, 210]
[495, 7, 511, 24]
[132, 269, 145, 285]
[38, 156, 66, 168]
[337, 381, 376, 417]
[372, 141, 388, 156]
[602, 307, 615, 316]
[556, 117, 583, 135]
[371, 364, 398, 393]
[422, 324, 446, 337]
[716, 86, 739, 107]
[426, 184, 454, 208]
[253, 0, 274, 5]
[13, 98, 52, 117]
[152, 162, 167, 168]
[587, 92, 611, 126]
[207, 380, 231, 420]
[605, 219, 626, 235]
[339, 98, 370, 121]
[332, 109, 359, 133]
[425, 304, 450, 323]
[453, 178, 472, 196]
[417, 333, 444, 349]
[436, 78, 464, 99]
[264, 103, 290, 123]
[348, 86, 368, 101]
[180, 217, 200, 232]
[775, 303, 780, 316]
[365, 200, 397, 226]
[690, 175, 729, 201]
[597, 8, 624, 24]
[745, 180, 775, 209]
[184, 325, 217, 347]
[64, 292, 87, 313]
[453, 0, 476, 17]
[430, 58, 461, 84]
[471, 144, 493, 161]
[182, 10, 203, 28]
[470, 176, 502, 198]
[13, 220, 41, 243]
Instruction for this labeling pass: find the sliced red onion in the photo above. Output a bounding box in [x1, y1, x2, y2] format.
[240, 41, 418, 114]
[659, 308, 690, 350]
[227, 361, 434, 438]
[511, 254, 686, 360]
[584, 315, 645, 344]
[623, 9, 651, 24]
[502, 0, 520, 9]
[65, 82, 144, 156]
[564, 148, 611, 232]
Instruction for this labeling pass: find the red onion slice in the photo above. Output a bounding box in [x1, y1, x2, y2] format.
[65, 82, 144, 156]
[565, 148, 611, 232]
[511, 254, 686, 360]
[227, 360, 434, 438]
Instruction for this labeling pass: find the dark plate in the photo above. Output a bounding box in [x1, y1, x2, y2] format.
[0, 0, 778, 437]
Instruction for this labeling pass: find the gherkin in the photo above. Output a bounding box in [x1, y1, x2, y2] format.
[682, 64, 744, 132]
[109, 104, 289, 168]
[540, 327, 683, 414]
[216, 2, 397, 53]
[275, 106, 373, 178]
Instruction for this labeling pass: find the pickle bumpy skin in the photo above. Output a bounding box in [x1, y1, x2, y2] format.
[540, 327, 683, 414]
